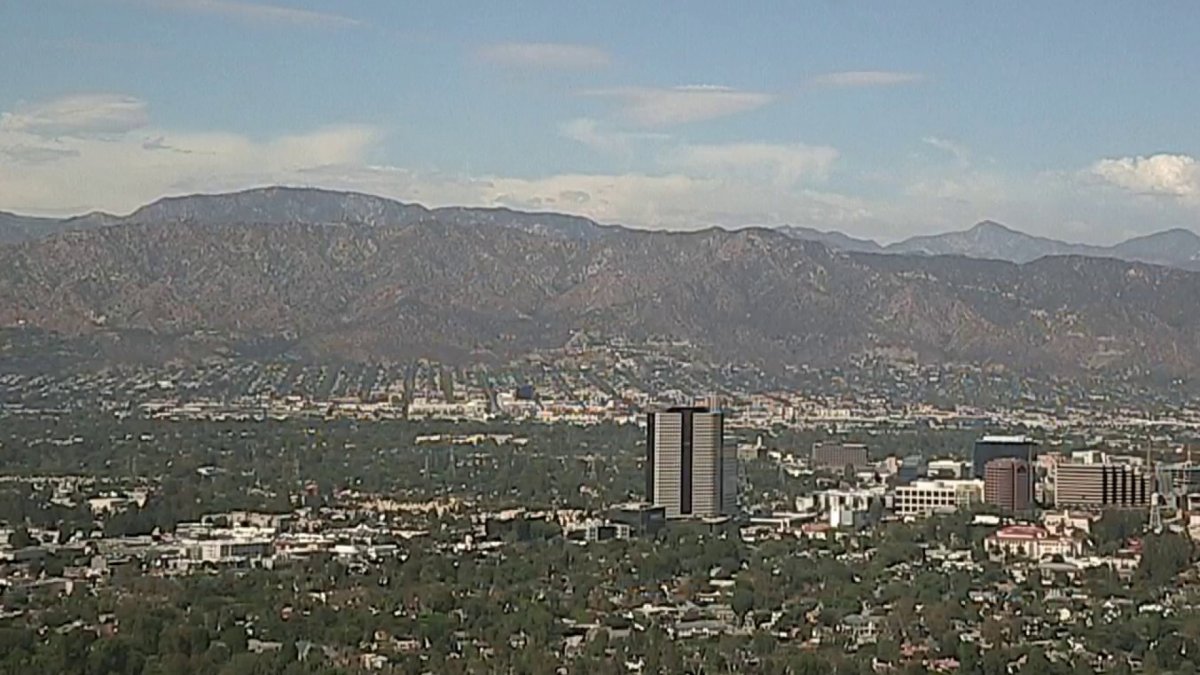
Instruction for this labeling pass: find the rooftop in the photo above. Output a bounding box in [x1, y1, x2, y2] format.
[897, 479, 984, 490]
[985, 457, 1029, 468]
[992, 525, 1051, 540]
[979, 435, 1033, 444]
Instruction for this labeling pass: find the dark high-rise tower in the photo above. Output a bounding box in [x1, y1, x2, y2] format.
[972, 436, 1037, 478]
[984, 457, 1032, 512]
[646, 407, 735, 518]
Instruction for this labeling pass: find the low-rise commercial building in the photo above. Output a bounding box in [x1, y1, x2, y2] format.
[893, 479, 983, 517]
[811, 442, 869, 470]
[1055, 463, 1153, 509]
[608, 502, 667, 536]
[896, 455, 927, 486]
[985, 525, 1081, 560]
[927, 459, 969, 479]
[187, 538, 273, 564]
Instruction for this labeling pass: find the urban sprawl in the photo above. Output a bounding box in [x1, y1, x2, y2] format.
[3, 344, 1200, 674]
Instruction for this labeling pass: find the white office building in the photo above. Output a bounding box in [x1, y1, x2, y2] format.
[893, 479, 984, 517]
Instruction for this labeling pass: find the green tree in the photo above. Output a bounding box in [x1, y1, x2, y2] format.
[1137, 532, 1194, 586]
[9, 525, 34, 549]
[732, 584, 755, 626]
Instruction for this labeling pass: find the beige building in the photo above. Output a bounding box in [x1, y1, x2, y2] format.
[647, 407, 736, 518]
[985, 525, 1081, 560]
[893, 479, 983, 517]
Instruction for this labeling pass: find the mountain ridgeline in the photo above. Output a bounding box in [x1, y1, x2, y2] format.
[2, 186, 1200, 377]
[4, 187, 1199, 266]
[780, 220, 1200, 270]
[0, 186, 612, 245]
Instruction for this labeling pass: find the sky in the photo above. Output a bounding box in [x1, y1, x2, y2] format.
[2, 1, 1200, 243]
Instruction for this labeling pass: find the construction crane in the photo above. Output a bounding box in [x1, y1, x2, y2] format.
[1148, 443, 1196, 535]
[1148, 445, 1168, 534]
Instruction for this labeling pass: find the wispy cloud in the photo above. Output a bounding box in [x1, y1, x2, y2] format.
[1090, 153, 1200, 199]
[666, 142, 839, 186]
[0, 94, 149, 137]
[137, 0, 361, 27]
[0, 92, 379, 214]
[809, 70, 925, 88]
[558, 118, 670, 155]
[477, 42, 611, 70]
[0, 144, 81, 165]
[142, 136, 196, 154]
[922, 136, 970, 164]
[287, 165, 870, 231]
[580, 85, 774, 127]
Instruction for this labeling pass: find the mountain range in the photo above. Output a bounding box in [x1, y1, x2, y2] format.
[2, 187, 1200, 378]
[4, 187, 1199, 269]
[0, 186, 613, 246]
[778, 220, 1200, 270]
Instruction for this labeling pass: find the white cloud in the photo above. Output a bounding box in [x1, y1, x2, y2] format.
[581, 85, 774, 127]
[476, 173, 869, 230]
[0, 95, 863, 230]
[138, 0, 361, 27]
[8, 94, 1198, 245]
[0, 104, 377, 214]
[561, 116, 837, 187]
[903, 173, 1007, 204]
[477, 42, 611, 70]
[558, 118, 670, 155]
[228, 161, 870, 232]
[921, 136, 970, 164]
[809, 71, 925, 88]
[1090, 153, 1200, 198]
[0, 94, 149, 137]
[0, 144, 81, 164]
[559, 118, 617, 152]
[666, 142, 839, 186]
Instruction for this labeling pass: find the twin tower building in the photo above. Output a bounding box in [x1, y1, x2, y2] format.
[645, 406, 738, 519]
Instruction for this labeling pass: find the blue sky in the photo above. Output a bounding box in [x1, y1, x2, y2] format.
[1, 1, 1199, 242]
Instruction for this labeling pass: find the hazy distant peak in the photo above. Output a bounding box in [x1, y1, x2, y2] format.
[968, 220, 1018, 234]
[774, 225, 884, 253]
[771, 217, 1200, 270]
[1119, 227, 1200, 244]
[884, 221, 1104, 264]
[1111, 227, 1200, 266]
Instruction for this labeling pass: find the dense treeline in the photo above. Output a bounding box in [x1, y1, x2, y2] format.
[3, 522, 1197, 674]
[0, 416, 647, 530]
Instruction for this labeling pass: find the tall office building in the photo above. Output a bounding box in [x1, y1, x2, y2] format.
[984, 458, 1032, 512]
[1055, 463, 1153, 509]
[646, 407, 736, 518]
[972, 436, 1038, 478]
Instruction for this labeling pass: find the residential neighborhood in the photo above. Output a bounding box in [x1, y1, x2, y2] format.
[3, 365, 1200, 673]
